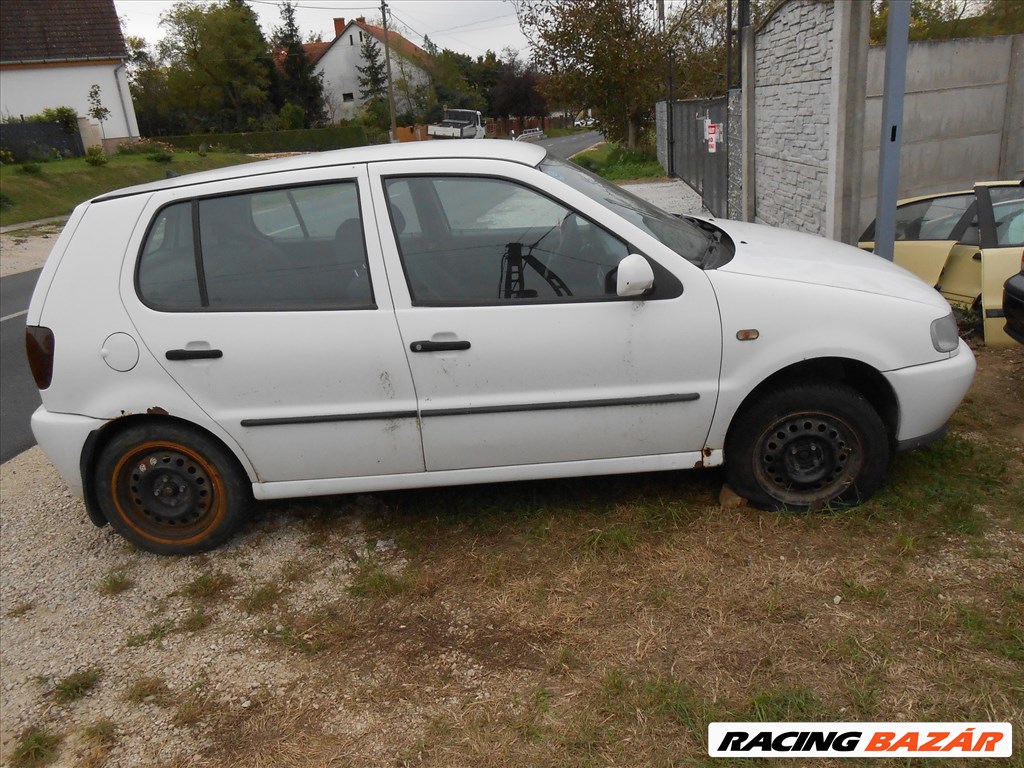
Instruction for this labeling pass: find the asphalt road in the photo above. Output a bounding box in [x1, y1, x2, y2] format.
[1, 268, 42, 462]
[536, 130, 603, 159]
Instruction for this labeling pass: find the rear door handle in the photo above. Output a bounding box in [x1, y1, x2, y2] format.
[166, 349, 223, 361]
[410, 340, 471, 353]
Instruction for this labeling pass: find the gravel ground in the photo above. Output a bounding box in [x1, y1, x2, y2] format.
[1, 446, 399, 766]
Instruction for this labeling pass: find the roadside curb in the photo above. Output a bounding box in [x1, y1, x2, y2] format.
[0, 215, 68, 235]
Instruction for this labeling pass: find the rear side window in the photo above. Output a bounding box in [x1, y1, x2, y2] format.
[137, 182, 373, 311]
[990, 187, 1024, 247]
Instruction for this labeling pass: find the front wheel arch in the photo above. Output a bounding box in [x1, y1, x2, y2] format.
[729, 357, 899, 447]
[724, 380, 891, 511]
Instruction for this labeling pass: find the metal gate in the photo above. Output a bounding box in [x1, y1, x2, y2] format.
[666, 97, 728, 217]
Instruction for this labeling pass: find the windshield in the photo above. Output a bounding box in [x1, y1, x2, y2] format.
[540, 155, 729, 268]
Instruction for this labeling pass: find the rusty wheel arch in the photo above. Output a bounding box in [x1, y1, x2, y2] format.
[79, 414, 251, 529]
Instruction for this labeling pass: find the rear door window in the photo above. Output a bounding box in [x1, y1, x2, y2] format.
[137, 182, 373, 311]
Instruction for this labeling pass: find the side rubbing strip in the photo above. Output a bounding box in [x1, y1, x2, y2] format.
[241, 410, 418, 427]
[421, 393, 700, 418]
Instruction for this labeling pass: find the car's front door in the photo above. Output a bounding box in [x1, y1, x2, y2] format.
[122, 166, 424, 484]
[367, 160, 722, 472]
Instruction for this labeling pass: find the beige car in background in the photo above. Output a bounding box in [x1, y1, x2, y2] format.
[859, 180, 1024, 345]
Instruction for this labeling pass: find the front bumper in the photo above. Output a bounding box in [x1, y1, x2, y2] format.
[883, 340, 976, 446]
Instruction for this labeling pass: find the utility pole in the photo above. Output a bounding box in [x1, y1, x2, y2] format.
[380, 0, 398, 142]
[873, 0, 911, 261]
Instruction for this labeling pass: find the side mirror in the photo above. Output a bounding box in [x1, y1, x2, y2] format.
[616, 253, 654, 297]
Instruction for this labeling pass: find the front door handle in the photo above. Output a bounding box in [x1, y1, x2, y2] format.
[410, 340, 471, 353]
[166, 349, 223, 361]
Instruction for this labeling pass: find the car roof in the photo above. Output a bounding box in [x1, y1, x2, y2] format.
[92, 139, 549, 203]
[896, 180, 1022, 206]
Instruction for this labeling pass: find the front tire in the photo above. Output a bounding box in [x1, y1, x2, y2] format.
[95, 423, 250, 554]
[725, 383, 890, 511]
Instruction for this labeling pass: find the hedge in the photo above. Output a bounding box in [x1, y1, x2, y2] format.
[160, 125, 368, 154]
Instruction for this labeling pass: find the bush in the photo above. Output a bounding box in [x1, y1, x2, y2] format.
[279, 102, 305, 131]
[28, 105, 79, 133]
[0, 192, 13, 211]
[19, 162, 42, 175]
[160, 125, 367, 154]
[0, 148, 15, 165]
[148, 149, 173, 163]
[85, 146, 108, 166]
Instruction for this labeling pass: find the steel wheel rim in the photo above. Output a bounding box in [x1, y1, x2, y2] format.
[752, 410, 863, 507]
[111, 442, 224, 543]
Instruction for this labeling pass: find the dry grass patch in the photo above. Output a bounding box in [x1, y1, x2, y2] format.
[125, 676, 172, 706]
[53, 667, 102, 703]
[9, 726, 61, 768]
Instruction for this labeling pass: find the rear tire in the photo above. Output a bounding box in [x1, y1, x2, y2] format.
[725, 383, 890, 511]
[95, 423, 250, 554]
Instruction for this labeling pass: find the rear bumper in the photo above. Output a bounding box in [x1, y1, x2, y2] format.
[30, 406, 105, 498]
[884, 340, 976, 446]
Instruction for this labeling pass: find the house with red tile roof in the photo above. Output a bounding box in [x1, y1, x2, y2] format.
[0, 0, 140, 148]
[311, 17, 432, 123]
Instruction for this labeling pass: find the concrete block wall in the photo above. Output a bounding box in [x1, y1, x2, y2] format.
[752, 0, 835, 235]
[859, 34, 1024, 233]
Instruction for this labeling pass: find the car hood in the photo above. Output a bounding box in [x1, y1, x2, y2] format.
[706, 218, 945, 307]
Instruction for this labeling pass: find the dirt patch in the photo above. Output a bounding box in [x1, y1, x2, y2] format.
[0, 224, 63, 278]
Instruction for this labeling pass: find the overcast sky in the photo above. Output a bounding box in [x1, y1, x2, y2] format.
[114, 0, 531, 59]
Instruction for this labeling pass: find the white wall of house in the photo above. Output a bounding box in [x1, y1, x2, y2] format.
[317, 23, 430, 123]
[0, 61, 139, 141]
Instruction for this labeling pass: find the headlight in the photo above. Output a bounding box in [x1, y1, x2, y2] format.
[930, 313, 959, 353]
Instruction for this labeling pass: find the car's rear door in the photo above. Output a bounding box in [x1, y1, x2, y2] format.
[978, 184, 1024, 345]
[120, 165, 424, 484]
[366, 158, 721, 472]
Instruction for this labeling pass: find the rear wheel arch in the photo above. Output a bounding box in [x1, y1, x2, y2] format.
[81, 415, 253, 529]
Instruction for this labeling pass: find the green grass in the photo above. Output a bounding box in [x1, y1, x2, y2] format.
[53, 668, 102, 703]
[0, 151, 254, 226]
[10, 727, 60, 767]
[125, 619, 175, 648]
[571, 142, 665, 181]
[97, 568, 133, 596]
[181, 571, 235, 601]
[347, 557, 413, 599]
[240, 582, 285, 613]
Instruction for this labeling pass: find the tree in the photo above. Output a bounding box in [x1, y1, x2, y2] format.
[869, 0, 1024, 43]
[125, 35, 178, 135]
[492, 51, 547, 121]
[515, 0, 665, 147]
[158, 1, 274, 132]
[357, 33, 390, 131]
[87, 84, 111, 138]
[271, 2, 326, 127]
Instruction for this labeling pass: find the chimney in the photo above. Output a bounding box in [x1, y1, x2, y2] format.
[333, 18, 345, 37]
[356, 16, 366, 23]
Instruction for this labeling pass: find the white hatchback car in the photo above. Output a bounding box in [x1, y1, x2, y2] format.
[27, 141, 976, 554]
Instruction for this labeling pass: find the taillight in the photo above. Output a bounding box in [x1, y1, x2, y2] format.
[25, 325, 55, 389]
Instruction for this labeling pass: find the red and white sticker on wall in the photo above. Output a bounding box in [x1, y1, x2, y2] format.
[708, 722, 1012, 758]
